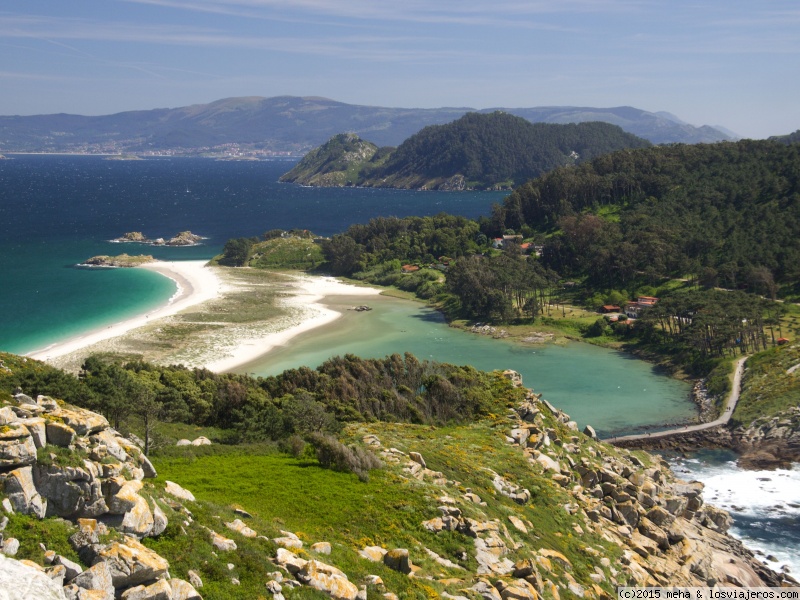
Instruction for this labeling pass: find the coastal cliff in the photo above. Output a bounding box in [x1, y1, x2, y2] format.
[0, 359, 790, 599]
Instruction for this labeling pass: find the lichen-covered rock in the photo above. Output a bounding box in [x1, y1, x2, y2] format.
[0, 424, 36, 468]
[50, 406, 109, 437]
[164, 481, 195, 502]
[16, 418, 45, 449]
[209, 531, 237, 552]
[276, 548, 307, 574]
[93, 536, 169, 588]
[45, 421, 77, 447]
[311, 542, 332, 554]
[297, 559, 359, 600]
[169, 578, 203, 600]
[225, 518, 257, 538]
[66, 561, 115, 599]
[3, 466, 47, 518]
[0, 554, 67, 600]
[358, 546, 386, 562]
[120, 578, 172, 600]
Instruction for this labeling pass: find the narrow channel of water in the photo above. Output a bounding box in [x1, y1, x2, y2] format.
[238, 294, 694, 436]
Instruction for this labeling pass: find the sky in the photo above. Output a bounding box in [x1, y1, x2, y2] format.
[1, 1, 798, 139]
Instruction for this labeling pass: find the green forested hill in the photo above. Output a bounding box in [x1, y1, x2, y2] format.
[363, 112, 651, 190]
[497, 140, 800, 291]
[281, 112, 651, 191]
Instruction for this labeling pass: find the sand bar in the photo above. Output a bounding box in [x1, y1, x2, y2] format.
[27, 260, 224, 362]
[205, 275, 381, 372]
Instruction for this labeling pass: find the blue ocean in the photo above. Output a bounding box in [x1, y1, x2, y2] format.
[0, 155, 501, 354]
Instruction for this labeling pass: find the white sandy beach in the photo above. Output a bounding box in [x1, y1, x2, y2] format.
[26, 261, 382, 373]
[26, 260, 225, 362]
[204, 275, 381, 372]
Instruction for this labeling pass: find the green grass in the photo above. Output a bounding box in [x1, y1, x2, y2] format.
[147, 406, 628, 599]
[733, 343, 800, 427]
[3, 514, 83, 567]
[250, 237, 325, 270]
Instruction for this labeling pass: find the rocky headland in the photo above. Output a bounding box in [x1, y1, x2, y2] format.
[0, 365, 793, 599]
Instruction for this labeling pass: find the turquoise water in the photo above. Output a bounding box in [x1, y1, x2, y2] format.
[239, 295, 693, 436]
[0, 155, 500, 354]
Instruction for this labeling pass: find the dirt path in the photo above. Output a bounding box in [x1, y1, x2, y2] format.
[607, 355, 747, 443]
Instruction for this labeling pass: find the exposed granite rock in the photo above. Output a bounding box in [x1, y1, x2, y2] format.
[0, 554, 67, 599]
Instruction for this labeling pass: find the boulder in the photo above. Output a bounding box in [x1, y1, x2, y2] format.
[359, 546, 387, 562]
[164, 481, 195, 502]
[3, 466, 47, 518]
[191, 437, 211, 446]
[382, 548, 412, 574]
[408, 452, 426, 468]
[187, 570, 203, 589]
[583, 425, 597, 440]
[175, 440, 192, 447]
[90, 431, 129, 463]
[93, 536, 169, 588]
[311, 542, 332, 554]
[210, 531, 237, 552]
[54, 554, 84, 580]
[50, 406, 109, 436]
[45, 421, 77, 447]
[0, 554, 67, 600]
[226, 519, 257, 538]
[69, 561, 114, 597]
[297, 560, 359, 600]
[275, 548, 307, 574]
[120, 578, 172, 600]
[36, 464, 108, 518]
[169, 578, 202, 600]
[151, 503, 168, 538]
[1, 538, 20, 556]
[0, 406, 17, 425]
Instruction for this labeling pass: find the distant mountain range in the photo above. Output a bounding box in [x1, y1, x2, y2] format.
[0, 95, 736, 155]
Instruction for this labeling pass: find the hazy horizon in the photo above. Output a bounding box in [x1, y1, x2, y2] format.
[1, 1, 798, 139]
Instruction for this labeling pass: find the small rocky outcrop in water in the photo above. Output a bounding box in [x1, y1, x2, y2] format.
[82, 254, 155, 268]
[165, 231, 203, 246]
[114, 232, 148, 242]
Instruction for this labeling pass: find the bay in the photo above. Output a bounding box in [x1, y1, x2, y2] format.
[238, 293, 693, 437]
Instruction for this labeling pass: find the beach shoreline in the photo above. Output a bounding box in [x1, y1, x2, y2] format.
[205, 275, 382, 372]
[25, 262, 382, 373]
[26, 260, 224, 363]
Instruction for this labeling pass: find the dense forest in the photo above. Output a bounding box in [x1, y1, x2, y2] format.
[495, 140, 800, 293]
[364, 112, 651, 190]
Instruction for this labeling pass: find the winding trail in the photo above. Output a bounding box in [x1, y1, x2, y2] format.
[607, 355, 748, 444]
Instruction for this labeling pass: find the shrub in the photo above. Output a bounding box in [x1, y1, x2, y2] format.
[307, 432, 383, 482]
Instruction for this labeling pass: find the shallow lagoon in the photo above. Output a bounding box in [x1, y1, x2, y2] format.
[239, 294, 694, 437]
